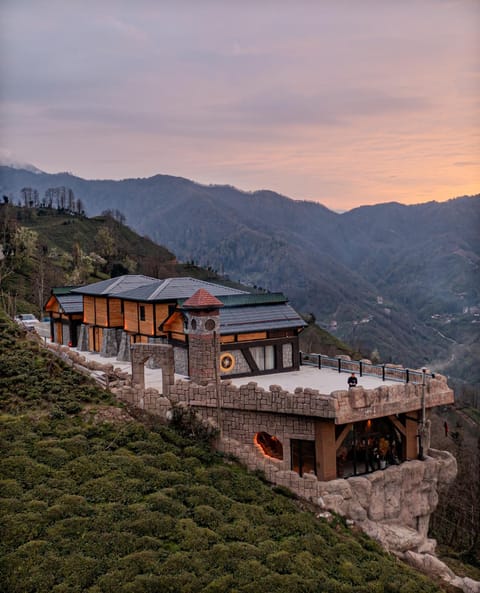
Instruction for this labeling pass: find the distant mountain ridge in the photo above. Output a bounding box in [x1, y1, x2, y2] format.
[1, 165, 478, 383]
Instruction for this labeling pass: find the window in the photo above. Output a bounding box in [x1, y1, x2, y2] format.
[139, 305, 146, 321]
[254, 432, 283, 460]
[336, 418, 404, 478]
[250, 345, 275, 370]
[291, 440, 316, 476]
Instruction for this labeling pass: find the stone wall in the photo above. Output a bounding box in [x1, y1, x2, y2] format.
[332, 376, 453, 424]
[220, 348, 250, 376]
[101, 328, 123, 358]
[195, 407, 316, 470]
[168, 375, 453, 422]
[173, 346, 188, 376]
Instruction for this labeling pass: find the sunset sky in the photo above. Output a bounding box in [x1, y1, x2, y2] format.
[1, 1, 478, 210]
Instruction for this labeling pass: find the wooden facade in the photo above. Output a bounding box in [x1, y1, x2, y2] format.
[64, 276, 307, 378]
[83, 296, 123, 328]
[45, 290, 84, 347]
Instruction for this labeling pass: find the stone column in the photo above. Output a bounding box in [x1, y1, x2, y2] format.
[181, 289, 223, 386]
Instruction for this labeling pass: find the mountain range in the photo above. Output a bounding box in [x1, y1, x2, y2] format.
[1, 165, 479, 384]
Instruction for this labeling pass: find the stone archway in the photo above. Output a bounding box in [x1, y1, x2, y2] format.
[131, 343, 175, 396]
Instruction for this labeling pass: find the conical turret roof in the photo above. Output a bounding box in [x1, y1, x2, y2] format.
[182, 288, 224, 309]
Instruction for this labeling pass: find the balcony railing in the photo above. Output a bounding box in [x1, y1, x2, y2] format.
[299, 352, 433, 384]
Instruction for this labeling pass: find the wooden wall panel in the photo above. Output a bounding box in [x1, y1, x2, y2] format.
[405, 412, 419, 460]
[54, 321, 63, 344]
[124, 302, 139, 333]
[88, 326, 94, 351]
[220, 335, 235, 343]
[95, 327, 103, 351]
[138, 303, 154, 336]
[45, 296, 60, 313]
[170, 332, 186, 342]
[109, 298, 123, 327]
[84, 296, 95, 324]
[238, 332, 267, 342]
[315, 420, 337, 481]
[155, 304, 170, 331]
[95, 297, 108, 327]
[164, 311, 184, 334]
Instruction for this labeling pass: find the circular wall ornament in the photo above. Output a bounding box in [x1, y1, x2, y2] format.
[205, 318, 216, 331]
[220, 352, 235, 372]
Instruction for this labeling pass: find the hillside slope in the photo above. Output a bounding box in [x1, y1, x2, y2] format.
[0, 205, 237, 316]
[0, 310, 442, 593]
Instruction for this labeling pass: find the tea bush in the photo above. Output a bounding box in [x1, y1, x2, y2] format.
[0, 310, 443, 592]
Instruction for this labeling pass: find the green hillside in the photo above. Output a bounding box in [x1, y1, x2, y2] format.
[0, 310, 441, 593]
[0, 205, 238, 317]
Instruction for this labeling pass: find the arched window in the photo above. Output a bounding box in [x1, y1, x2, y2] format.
[254, 432, 283, 460]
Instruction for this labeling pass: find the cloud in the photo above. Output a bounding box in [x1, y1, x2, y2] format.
[0, 0, 478, 209]
[216, 89, 430, 128]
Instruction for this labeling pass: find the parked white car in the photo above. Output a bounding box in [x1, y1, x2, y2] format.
[14, 313, 40, 330]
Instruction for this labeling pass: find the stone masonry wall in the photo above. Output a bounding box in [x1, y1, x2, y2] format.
[168, 375, 453, 422]
[194, 407, 316, 473]
[188, 334, 219, 385]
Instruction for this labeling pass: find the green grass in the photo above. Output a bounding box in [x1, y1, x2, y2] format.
[0, 310, 442, 593]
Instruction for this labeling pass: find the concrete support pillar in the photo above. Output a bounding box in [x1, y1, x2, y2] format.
[315, 419, 337, 481]
[131, 359, 145, 389]
[77, 324, 89, 351]
[117, 331, 131, 362]
[100, 328, 121, 357]
[161, 353, 174, 397]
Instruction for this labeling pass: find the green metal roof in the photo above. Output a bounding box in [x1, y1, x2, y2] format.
[178, 292, 287, 308]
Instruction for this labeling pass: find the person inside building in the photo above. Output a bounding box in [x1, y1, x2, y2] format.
[348, 372, 358, 388]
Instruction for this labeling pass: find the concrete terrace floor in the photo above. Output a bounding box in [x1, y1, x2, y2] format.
[65, 345, 397, 395]
[229, 365, 397, 393]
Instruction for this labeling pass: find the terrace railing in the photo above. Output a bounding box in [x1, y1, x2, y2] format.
[299, 352, 434, 384]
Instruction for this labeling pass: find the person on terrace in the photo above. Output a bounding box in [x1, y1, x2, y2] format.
[348, 372, 358, 388]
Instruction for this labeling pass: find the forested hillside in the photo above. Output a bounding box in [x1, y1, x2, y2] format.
[0, 311, 442, 593]
[0, 204, 236, 317]
[0, 204, 356, 360]
[2, 166, 478, 383]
